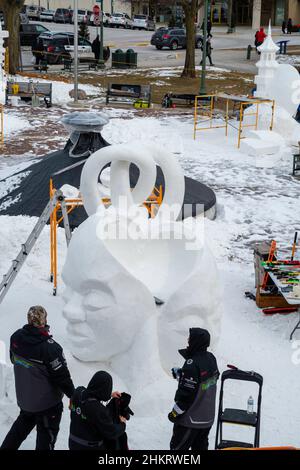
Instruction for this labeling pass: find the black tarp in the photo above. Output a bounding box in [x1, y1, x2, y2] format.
[0, 133, 216, 228]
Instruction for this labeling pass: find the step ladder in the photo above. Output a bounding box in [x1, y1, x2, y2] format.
[0, 190, 71, 304]
[215, 366, 263, 449]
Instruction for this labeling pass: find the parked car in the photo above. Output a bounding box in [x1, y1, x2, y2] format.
[71, 9, 91, 24]
[150, 28, 203, 50]
[132, 15, 155, 31]
[20, 12, 29, 24]
[1, 11, 28, 27]
[53, 8, 72, 23]
[39, 9, 55, 22]
[20, 22, 49, 47]
[26, 5, 42, 20]
[38, 32, 110, 65]
[109, 13, 132, 29]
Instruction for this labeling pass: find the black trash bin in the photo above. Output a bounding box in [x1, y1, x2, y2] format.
[126, 49, 137, 68]
[112, 49, 127, 69]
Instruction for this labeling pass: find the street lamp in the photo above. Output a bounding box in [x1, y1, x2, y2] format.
[73, 0, 78, 103]
[199, 0, 209, 95]
[100, 0, 104, 63]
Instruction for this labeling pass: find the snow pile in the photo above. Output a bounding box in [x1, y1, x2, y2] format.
[3, 112, 32, 136]
[13, 76, 103, 105]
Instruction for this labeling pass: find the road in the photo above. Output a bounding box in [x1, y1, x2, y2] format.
[22, 21, 300, 73]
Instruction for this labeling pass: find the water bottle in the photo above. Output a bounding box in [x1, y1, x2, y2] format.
[247, 395, 254, 414]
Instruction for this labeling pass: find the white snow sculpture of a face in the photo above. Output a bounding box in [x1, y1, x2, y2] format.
[62, 143, 221, 370]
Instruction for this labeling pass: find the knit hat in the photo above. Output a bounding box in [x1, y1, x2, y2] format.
[27, 305, 48, 328]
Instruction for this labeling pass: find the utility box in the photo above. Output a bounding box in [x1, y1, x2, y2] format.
[126, 49, 137, 69]
[112, 49, 127, 69]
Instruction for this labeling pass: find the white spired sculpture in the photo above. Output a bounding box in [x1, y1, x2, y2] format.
[62, 143, 221, 412]
[254, 22, 279, 99]
[254, 21, 300, 116]
[0, 22, 9, 105]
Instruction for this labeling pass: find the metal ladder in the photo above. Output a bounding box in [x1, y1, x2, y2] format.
[0, 190, 71, 304]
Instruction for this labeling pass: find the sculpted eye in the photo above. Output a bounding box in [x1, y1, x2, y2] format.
[83, 291, 113, 311]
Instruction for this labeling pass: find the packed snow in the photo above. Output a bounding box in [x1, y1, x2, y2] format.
[0, 104, 300, 450]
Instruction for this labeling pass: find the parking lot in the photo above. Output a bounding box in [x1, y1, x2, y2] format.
[21, 21, 300, 72]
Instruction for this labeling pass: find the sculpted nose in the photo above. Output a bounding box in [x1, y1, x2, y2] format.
[63, 293, 86, 323]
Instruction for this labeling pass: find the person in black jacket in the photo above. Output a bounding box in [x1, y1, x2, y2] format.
[69, 371, 127, 450]
[32, 39, 45, 69]
[1, 306, 74, 450]
[287, 18, 293, 34]
[168, 328, 219, 450]
[92, 35, 101, 61]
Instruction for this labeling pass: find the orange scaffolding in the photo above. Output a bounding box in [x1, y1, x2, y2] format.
[49, 178, 163, 295]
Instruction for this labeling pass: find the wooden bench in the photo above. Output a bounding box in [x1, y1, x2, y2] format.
[106, 83, 151, 107]
[162, 93, 197, 108]
[6, 81, 52, 107]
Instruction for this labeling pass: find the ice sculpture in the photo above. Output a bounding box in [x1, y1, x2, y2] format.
[0, 23, 9, 105]
[62, 143, 221, 388]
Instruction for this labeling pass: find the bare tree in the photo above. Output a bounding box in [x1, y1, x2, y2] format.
[181, 0, 201, 78]
[0, 0, 25, 74]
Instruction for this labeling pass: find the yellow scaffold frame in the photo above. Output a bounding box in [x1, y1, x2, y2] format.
[193, 93, 275, 148]
[0, 105, 3, 144]
[49, 178, 163, 294]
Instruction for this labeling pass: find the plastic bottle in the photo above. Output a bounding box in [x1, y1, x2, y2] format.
[247, 395, 254, 414]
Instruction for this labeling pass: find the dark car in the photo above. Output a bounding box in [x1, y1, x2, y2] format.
[53, 8, 72, 23]
[151, 28, 203, 50]
[20, 23, 50, 47]
[38, 32, 110, 65]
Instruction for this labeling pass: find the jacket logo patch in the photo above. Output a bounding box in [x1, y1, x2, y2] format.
[187, 359, 193, 365]
[76, 407, 82, 415]
[47, 339, 54, 344]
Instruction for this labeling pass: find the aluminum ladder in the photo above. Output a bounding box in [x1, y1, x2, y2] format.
[0, 190, 71, 303]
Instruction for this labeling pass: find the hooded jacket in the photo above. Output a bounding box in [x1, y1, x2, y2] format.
[10, 324, 74, 413]
[69, 371, 126, 449]
[172, 328, 219, 429]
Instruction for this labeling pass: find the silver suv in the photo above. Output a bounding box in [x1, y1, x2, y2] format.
[132, 15, 155, 31]
[109, 13, 132, 29]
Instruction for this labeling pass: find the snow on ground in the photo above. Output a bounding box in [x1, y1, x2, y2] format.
[12, 76, 103, 105]
[3, 112, 32, 136]
[0, 108, 300, 449]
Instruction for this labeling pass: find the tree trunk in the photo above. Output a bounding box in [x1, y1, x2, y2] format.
[181, 2, 197, 78]
[0, 0, 24, 74]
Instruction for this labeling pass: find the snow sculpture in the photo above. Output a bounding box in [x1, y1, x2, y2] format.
[62, 143, 221, 392]
[0, 23, 9, 105]
[254, 22, 279, 99]
[254, 22, 300, 117]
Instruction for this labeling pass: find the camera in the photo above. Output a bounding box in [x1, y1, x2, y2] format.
[171, 367, 182, 380]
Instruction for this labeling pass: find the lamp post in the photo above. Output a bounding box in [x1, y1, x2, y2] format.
[73, 0, 78, 103]
[199, 0, 209, 95]
[100, 0, 104, 63]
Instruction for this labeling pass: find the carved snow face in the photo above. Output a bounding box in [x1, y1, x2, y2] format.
[62, 214, 157, 362]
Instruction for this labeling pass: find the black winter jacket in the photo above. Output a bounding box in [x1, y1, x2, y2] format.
[172, 328, 219, 429]
[10, 324, 74, 412]
[69, 371, 126, 450]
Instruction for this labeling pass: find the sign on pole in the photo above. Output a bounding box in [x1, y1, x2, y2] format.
[93, 15, 101, 26]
